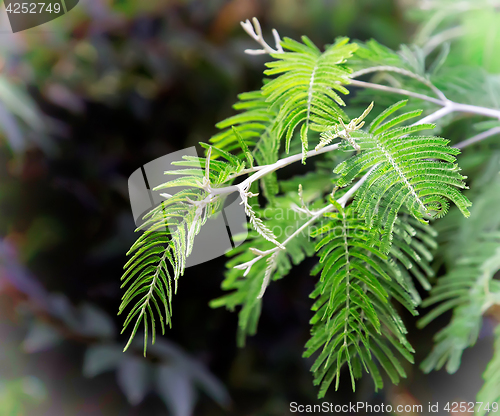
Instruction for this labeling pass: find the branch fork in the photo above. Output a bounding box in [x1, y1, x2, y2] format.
[240, 18, 284, 55]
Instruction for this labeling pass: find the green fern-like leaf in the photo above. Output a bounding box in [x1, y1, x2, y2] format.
[418, 235, 500, 374]
[168, 147, 246, 186]
[209, 90, 276, 157]
[263, 36, 358, 162]
[305, 201, 437, 397]
[120, 188, 209, 355]
[389, 214, 437, 298]
[477, 324, 500, 416]
[120, 148, 247, 354]
[419, 169, 500, 376]
[334, 100, 471, 253]
[253, 127, 280, 205]
[207, 89, 282, 204]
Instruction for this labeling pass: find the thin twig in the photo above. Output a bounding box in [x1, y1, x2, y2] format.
[454, 126, 500, 149]
[349, 79, 444, 106]
[351, 65, 448, 102]
[415, 106, 454, 125]
[351, 81, 500, 121]
[210, 142, 341, 197]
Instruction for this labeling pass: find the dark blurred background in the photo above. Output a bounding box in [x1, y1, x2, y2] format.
[0, 0, 496, 415]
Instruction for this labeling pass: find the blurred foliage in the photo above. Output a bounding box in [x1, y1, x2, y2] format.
[0, 376, 46, 415]
[0, 237, 229, 415]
